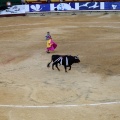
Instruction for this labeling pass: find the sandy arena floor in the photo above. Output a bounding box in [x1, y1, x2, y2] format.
[0, 13, 120, 120]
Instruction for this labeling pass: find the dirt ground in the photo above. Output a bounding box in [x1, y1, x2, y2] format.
[0, 13, 120, 120]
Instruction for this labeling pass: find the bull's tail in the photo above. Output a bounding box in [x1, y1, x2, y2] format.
[47, 62, 52, 68]
[47, 59, 52, 68]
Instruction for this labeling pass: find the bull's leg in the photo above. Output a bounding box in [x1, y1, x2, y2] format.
[55, 63, 60, 71]
[69, 65, 71, 70]
[64, 65, 67, 72]
[52, 63, 55, 70]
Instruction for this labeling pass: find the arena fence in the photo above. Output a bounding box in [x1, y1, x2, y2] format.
[0, 2, 120, 17]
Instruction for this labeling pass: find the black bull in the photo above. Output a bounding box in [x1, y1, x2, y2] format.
[47, 55, 80, 72]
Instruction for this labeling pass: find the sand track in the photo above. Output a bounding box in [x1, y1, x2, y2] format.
[0, 14, 120, 120]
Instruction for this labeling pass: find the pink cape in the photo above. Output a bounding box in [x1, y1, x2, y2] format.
[47, 39, 57, 51]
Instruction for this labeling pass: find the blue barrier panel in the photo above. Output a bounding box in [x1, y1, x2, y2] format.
[27, 2, 120, 12]
[53, 3, 75, 11]
[79, 2, 100, 10]
[104, 2, 120, 10]
[29, 4, 50, 12]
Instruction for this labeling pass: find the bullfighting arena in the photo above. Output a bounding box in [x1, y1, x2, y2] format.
[0, 12, 120, 120]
